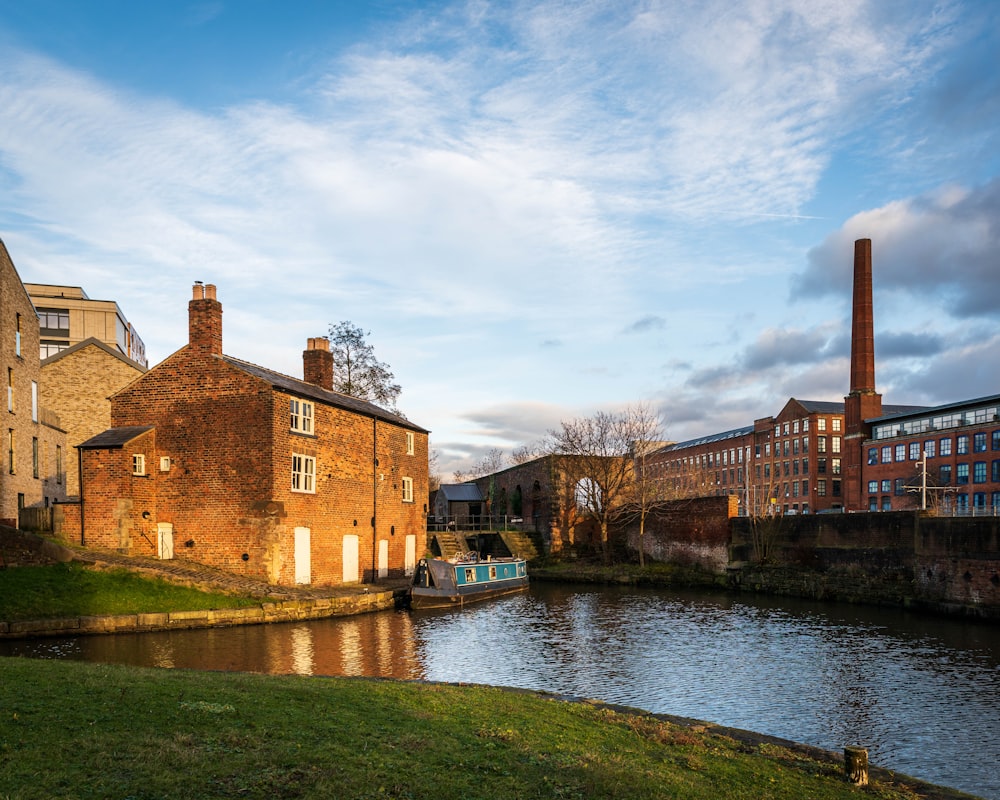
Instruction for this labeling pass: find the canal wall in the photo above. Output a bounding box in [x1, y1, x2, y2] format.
[728, 512, 1000, 619]
[0, 589, 401, 640]
[621, 496, 735, 572]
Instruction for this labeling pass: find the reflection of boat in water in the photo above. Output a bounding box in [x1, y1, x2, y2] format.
[409, 553, 529, 609]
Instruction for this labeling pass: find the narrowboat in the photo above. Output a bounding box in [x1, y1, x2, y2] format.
[409, 553, 528, 609]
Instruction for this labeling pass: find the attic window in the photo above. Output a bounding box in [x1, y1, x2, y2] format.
[132, 454, 146, 476]
[290, 399, 314, 434]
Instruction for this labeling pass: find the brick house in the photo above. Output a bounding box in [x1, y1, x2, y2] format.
[0, 239, 67, 527]
[77, 283, 429, 586]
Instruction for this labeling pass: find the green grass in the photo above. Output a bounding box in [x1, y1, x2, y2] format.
[0, 562, 259, 622]
[0, 657, 949, 800]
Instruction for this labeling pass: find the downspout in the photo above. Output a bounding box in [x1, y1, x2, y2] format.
[372, 416, 377, 584]
[77, 445, 85, 546]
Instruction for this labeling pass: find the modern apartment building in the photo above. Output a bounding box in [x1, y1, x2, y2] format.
[23, 283, 147, 368]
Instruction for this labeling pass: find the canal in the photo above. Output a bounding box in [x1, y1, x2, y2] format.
[3, 583, 999, 799]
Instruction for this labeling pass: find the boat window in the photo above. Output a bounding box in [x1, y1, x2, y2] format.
[489, 566, 497, 579]
[464, 568, 476, 583]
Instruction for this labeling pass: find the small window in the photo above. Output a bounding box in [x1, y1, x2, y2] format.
[160, 456, 171, 472]
[291, 453, 316, 493]
[31, 381, 38, 422]
[15, 313, 21, 357]
[957, 435, 969, 455]
[132, 454, 146, 476]
[401, 476, 413, 503]
[406, 431, 414, 455]
[832, 418, 842, 432]
[56, 445, 62, 484]
[32, 437, 38, 478]
[464, 568, 476, 583]
[290, 399, 314, 434]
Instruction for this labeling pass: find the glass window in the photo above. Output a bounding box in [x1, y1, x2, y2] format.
[924, 440, 936, 459]
[402, 476, 414, 502]
[993, 460, 1000, 482]
[868, 480, 879, 493]
[831, 458, 841, 475]
[817, 479, 826, 496]
[940, 464, 952, 485]
[957, 463, 969, 484]
[993, 430, 1000, 451]
[832, 437, 841, 453]
[32, 437, 38, 478]
[881, 479, 891, 492]
[974, 432, 987, 452]
[882, 446, 892, 462]
[895, 444, 906, 461]
[832, 418, 842, 432]
[957, 435, 969, 455]
[817, 437, 827, 454]
[909, 442, 920, 460]
[868, 448, 878, 465]
[973, 462, 987, 483]
[894, 478, 905, 496]
[406, 432, 414, 455]
[290, 399, 314, 434]
[291, 453, 316, 493]
[132, 454, 145, 476]
[940, 438, 952, 457]
[817, 418, 827, 431]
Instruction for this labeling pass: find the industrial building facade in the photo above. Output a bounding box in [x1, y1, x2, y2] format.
[650, 239, 1000, 515]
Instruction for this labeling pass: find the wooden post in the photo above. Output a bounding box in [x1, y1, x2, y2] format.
[844, 746, 868, 786]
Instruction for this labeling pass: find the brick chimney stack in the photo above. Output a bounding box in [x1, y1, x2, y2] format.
[303, 337, 334, 390]
[189, 282, 223, 356]
[843, 239, 883, 510]
[849, 239, 876, 394]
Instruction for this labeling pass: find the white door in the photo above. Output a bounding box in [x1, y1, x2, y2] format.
[294, 526, 311, 585]
[404, 534, 416, 576]
[157, 523, 174, 560]
[342, 534, 359, 583]
[378, 539, 388, 578]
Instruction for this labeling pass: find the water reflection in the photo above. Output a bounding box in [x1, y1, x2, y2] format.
[2, 584, 998, 799]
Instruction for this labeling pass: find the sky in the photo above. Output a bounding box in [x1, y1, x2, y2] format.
[1, 0, 999, 478]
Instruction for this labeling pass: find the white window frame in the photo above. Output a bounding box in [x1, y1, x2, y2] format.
[406, 431, 414, 455]
[290, 398, 314, 435]
[292, 453, 316, 493]
[401, 476, 413, 503]
[132, 454, 146, 476]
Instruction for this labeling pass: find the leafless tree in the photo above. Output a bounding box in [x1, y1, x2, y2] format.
[619, 404, 669, 566]
[327, 321, 402, 412]
[544, 405, 661, 564]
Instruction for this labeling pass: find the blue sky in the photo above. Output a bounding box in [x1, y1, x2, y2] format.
[1, 0, 999, 477]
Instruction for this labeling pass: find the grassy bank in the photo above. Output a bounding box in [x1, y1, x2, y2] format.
[0, 657, 960, 800]
[0, 562, 259, 622]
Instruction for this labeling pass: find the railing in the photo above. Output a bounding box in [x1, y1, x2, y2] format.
[427, 514, 534, 532]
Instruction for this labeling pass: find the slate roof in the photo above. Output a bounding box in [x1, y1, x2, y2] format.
[656, 426, 754, 454]
[78, 425, 154, 450]
[439, 484, 483, 502]
[221, 355, 428, 434]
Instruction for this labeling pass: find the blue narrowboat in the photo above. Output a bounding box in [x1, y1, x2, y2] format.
[409, 554, 528, 609]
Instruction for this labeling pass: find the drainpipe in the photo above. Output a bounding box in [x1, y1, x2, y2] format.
[77, 445, 85, 546]
[372, 416, 377, 584]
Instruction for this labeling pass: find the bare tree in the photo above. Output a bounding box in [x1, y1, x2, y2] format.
[452, 447, 505, 484]
[544, 406, 656, 565]
[327, 321, 402, 411]
[428, 449, 442, 493]
[619, 404, 668, 567]
[510, 442, 542, 465]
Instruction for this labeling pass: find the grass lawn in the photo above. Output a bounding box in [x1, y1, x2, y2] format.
[0, 562, 260, 622]
[0, 657, 951, 800]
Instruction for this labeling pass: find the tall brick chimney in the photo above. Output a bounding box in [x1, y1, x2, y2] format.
[189, 282, 223, 356]
[303, 337, 334, 390]
[843, 239, 882, 510]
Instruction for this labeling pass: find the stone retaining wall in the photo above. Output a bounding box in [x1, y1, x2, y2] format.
[0, 589, 403, 640]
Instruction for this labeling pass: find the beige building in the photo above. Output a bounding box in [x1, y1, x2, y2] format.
[23, 283, 148, 368]
[0, 240, 68, 527]
[40, 338, 146, 497]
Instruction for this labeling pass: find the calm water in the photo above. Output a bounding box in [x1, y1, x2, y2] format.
[3, 584, 999, 799]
